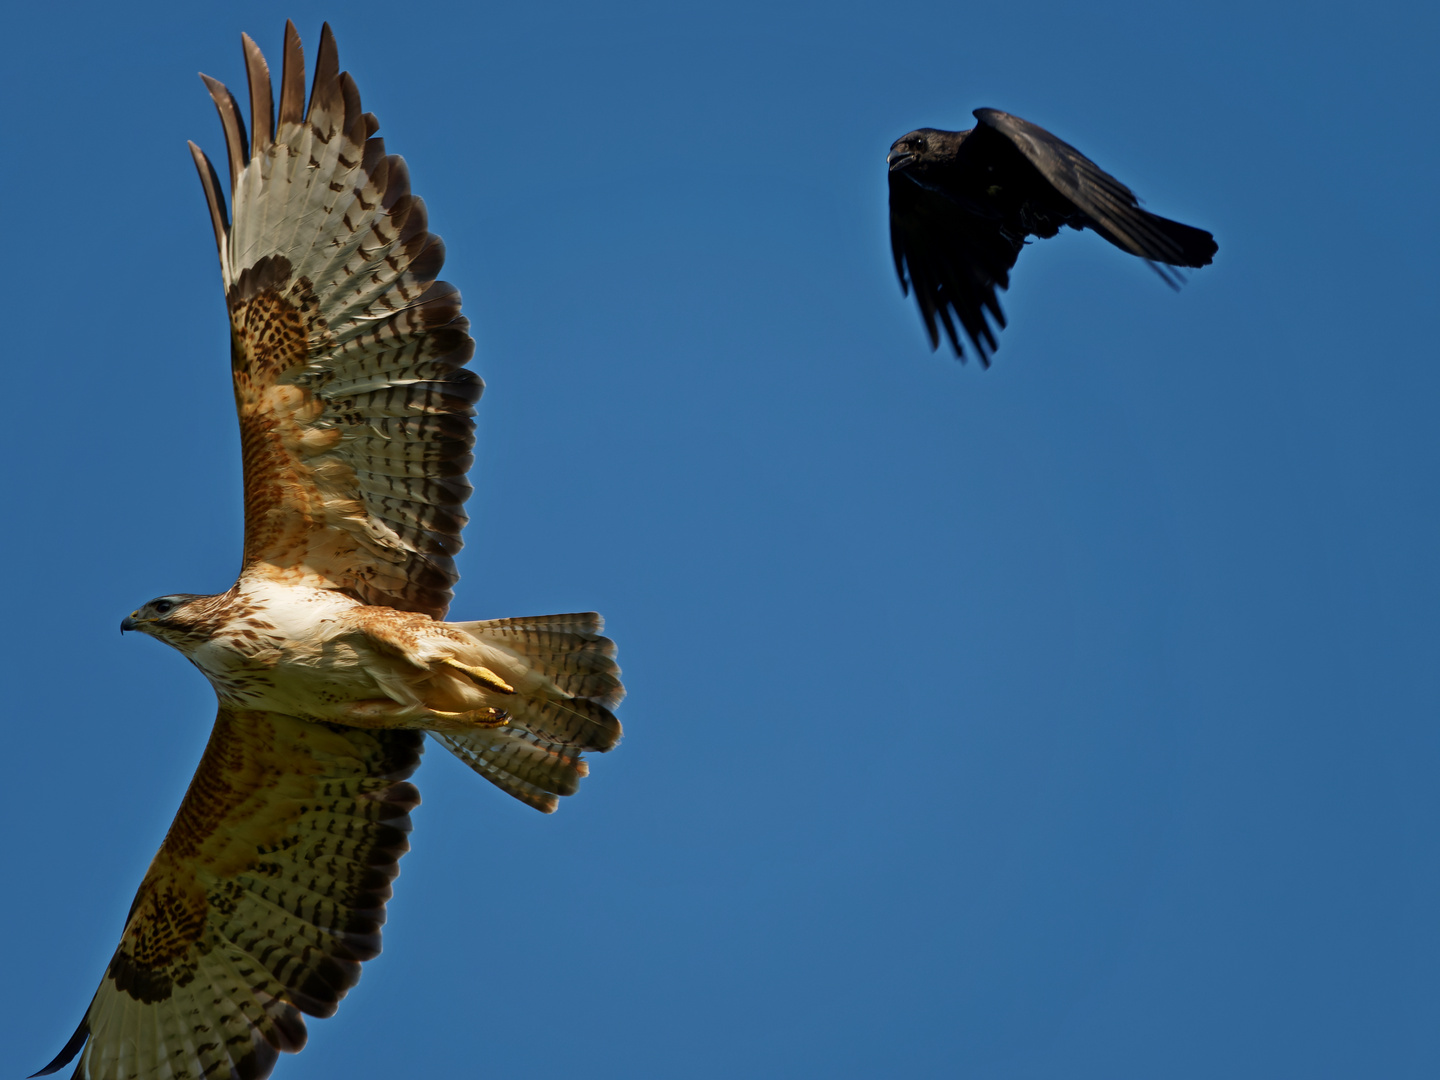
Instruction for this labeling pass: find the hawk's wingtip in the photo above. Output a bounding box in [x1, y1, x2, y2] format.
[30, 1015, 89, 1077]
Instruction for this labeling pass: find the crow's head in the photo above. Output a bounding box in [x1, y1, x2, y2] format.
[887, 128, 957, 176]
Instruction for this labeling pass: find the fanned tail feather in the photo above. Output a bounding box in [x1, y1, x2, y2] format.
[432, 728, 591, 814]
[432, 613, 624, 812]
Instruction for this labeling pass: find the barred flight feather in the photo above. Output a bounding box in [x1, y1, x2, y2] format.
[190, 20, 477, 619]
[35, 711, 422, 1080]
[432, 728, 591, 814]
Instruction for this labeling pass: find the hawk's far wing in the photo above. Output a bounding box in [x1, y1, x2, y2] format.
[34, 710, 422, 1080]
[973, 108, 1218, 283]
[191, 22, 479, 620]
[888, 167, 1024, 366]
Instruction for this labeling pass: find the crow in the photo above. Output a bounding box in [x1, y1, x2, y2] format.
[887, 108, 1217, 366]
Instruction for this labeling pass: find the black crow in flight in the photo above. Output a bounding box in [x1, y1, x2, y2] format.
[887, 108, 1217, 365]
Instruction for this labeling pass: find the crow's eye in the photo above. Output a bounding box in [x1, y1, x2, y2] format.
[913, 139, 927, 152]
[155, 600, 174, 615]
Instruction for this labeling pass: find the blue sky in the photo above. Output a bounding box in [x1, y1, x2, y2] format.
[3, 1, 1436, 1076]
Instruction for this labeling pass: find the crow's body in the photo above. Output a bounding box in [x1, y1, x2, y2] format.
[887, 108, 1217, 365]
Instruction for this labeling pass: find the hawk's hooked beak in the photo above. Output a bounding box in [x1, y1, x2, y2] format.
[887, 148, 916, 173]
[121, 614, 139, 634]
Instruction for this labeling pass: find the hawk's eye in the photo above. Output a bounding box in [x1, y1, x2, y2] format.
[154, 600, 174, 615]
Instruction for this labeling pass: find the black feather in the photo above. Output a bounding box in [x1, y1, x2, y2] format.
[887, 109, 1217, 365]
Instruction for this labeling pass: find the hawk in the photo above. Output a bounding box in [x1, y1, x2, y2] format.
[35, 22, 623, 1080]
[887, 108, 1218, 365]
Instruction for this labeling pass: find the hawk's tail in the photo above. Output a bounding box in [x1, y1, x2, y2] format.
[429, 613, 623, 813]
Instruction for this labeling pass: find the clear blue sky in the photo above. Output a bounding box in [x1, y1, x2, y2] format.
[3, 1, 1436, 1077]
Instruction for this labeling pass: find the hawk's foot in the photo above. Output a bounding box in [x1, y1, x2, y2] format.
[439, 656, 516, 694]
[429, 706, 510, 730]
[330, 699, 506, 731]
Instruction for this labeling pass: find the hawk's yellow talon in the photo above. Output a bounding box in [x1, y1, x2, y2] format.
[431, 706, 510, 729]
[439, 656, 515, 694]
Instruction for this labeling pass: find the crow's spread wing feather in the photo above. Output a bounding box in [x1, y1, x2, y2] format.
[973, 109, 1217, 284]
[888, 167, 1024, 366]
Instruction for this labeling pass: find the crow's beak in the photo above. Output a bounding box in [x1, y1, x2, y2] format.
[887, 149, 916, 173]
[121, 614, 138, 634]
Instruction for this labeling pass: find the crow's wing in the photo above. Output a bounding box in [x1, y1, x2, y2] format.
[974, 109, 1217, 282]
[888, 168, 1024, 366]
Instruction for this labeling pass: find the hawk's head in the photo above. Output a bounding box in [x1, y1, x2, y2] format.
[121, 594, 208, 646]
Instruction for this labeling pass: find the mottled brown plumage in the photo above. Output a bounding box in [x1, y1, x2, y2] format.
[38, 23, 623, 1080]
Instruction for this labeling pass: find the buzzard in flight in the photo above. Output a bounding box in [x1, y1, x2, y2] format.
[36, 22, 622, 1080]
[887, 108, 1218, 365]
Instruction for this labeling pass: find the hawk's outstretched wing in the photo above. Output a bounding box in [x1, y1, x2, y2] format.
[36, 25, 468, 1079]
[34, 710, 422, 1080]
[192, 21, 478, 620]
